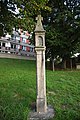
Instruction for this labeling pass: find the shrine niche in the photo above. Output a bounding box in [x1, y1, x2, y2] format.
[38, 36, 43, 46]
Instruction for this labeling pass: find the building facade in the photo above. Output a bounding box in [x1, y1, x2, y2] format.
[0, 29, 35, 57]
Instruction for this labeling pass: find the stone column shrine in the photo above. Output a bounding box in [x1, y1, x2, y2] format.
[28, 15, 54, 120]
[35, 15, 47, 113]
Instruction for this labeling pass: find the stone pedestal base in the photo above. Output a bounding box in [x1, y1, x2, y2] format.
[36, 98, 47, 113]
[28, 105, 54, 120]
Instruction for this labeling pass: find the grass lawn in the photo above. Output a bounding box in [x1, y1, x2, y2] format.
[0, 58, 80, 120]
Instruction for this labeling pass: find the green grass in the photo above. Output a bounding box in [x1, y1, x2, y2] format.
[0, 58, 80, 120]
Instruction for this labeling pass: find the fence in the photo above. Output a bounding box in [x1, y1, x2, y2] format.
[0, 38, 35, 57]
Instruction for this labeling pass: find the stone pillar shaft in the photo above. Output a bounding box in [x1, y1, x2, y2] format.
[34, 15, 47, 113]
[36, 49, 47, 113]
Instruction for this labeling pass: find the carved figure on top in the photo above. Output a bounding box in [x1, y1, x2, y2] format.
[35, 15, 45, 32]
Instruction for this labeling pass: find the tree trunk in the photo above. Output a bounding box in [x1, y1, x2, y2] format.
[52, 59, 55, 71]
[63, 59, 67, 69]
[70, 59, 73, 69]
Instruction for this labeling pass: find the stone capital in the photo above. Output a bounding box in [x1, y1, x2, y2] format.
[35, 46, 46, 51]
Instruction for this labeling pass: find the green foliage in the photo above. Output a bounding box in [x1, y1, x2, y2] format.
[18, 0, 50, 15]
[0, 0, 51, 34]
[17, 0, 51, 32]
[0, 0, 15, 36]
[0, 58, 80, 120]
[44, 0, 80, 60]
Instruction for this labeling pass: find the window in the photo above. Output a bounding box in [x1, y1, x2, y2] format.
[2, 43, 5, 47]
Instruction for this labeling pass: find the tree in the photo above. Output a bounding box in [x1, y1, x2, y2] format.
[42, 0, 80, 69]
[0, 0, 17, 36]
[0, 0, 50, 36]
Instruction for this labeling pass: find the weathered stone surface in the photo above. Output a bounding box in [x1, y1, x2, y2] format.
[35, 15, 47, 113]
[28, 15, 54, 120]
[76, 64, 80, 69]
[34, 15, 45, 32]
[28, 105, 54, 120]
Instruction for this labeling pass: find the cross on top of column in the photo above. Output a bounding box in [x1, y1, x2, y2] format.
[36, 15, 43, 23]
[35, 15, 45, 32]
